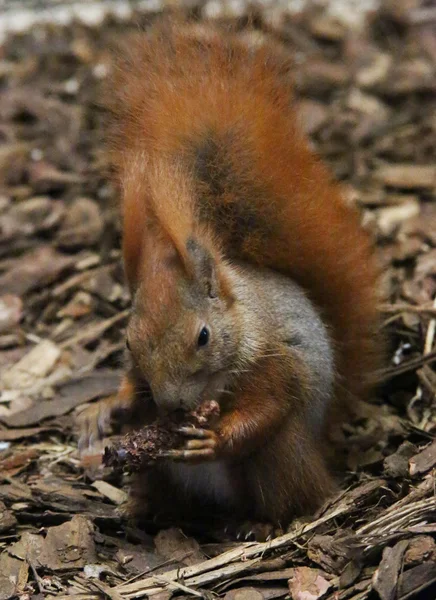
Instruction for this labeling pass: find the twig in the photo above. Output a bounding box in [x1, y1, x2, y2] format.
[59, 309, 129, 349]
[92, 580, 124, 600]
[112, 505, 347, 598]
[357, 498, 436, 538]
[155, 576, 207, 597]
[423, 297, 436, 355]
[411, 295, 436, 428]
[54, 596, 97, 600]
[29, 561, 45, 595]
[370, 349, 436, 384]
[380, 303, 436, 317]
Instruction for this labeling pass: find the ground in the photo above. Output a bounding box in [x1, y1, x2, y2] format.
[0, 1, 436, 599]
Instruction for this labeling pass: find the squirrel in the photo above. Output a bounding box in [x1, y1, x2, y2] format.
[79, 20, 382, 529]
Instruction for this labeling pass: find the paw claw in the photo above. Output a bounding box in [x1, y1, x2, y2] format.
[161, 447, 215, 462]
[163, 426, 218, 462]
[176, 426, 212, 439]
[227, 522, 274, 542]
[97, 412, 108, 437]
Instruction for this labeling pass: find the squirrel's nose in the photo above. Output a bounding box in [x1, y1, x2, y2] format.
[151, 382, 181, 414]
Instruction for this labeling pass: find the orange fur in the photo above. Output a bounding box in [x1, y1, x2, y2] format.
[106, 20, 382, 411]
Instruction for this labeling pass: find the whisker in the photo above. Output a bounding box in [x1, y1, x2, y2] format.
[258, 352, 288, 359]
[130, 389, 153, 398]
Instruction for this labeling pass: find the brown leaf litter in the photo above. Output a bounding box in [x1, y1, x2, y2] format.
[0, 1, 435, 599]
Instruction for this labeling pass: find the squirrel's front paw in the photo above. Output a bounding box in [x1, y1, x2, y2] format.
[77, 401, 110, 454]
[161, 427, 219, 462]
[77, 396, 133, 454]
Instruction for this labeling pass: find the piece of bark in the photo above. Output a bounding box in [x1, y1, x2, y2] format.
[376, 200, 421, 238]
[0, 553, 28, 600]
[383, 441, 418, 478]
[226, 588, 287, 599]
[154, 528, 205, 566]
[103, 400, 220, 471]
[57, 291, 94, 319]
[114, 541, 167, 577]
[307, 535, 350, 574]
[1, 339, 61, 390]
[0, 480, 33, 504]
[372, 540, 409, 600]
[0, 246, 74, 296]
[1, 369, 121, 427]
[397, 562, 436, 600]
[404, 536, 436, 567]
[31, 484, 118, 521]
[59, 310, 129, 349]
[0, 500, 17, 533]
[391, 238, 423, 262]
[308, 13, 346, 42]
[35, 479, 101, 512]
[339, 561, 362, 588]
[1, 196, 64, 240]
[387, 59, 435, 96]
[0, 392, 33, 422]
[295, 60, 350, 96]
[374, 164, 436, 190]
[224, 567, 297, 588]
[225, 589, 264, 600]
[409, 440, 436, 476]
[297, 100, 328, 135]
[356, 52, 392, 89]
[415, 249, 436, 280]
[9, 515, 96, 571]
[0, 143, 30, 188]
[0, 295, 22, 334]
[0, 425, 59, 441]
[57, 197, 104, 248]
[288, 567, 332, 600]
[341, 479, 388, 510]
[0, 448, 39, 478]
[28, 160, 84, 193]
[92, 481, 128, 506]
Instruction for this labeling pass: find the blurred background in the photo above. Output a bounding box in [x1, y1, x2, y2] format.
[0, 0, 382, 40]
[0, 1, 435, 599]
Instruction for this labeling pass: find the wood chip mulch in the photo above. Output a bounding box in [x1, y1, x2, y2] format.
[0, 1, 435, 599]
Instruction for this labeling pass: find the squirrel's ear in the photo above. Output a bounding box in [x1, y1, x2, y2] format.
[186, 238, 220, 298]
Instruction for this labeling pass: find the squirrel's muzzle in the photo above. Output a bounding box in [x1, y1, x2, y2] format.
[151, 378, 208, 414]
[151, 381, 182, 414]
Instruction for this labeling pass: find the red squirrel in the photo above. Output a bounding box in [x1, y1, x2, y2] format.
[79, 20, 382, 528]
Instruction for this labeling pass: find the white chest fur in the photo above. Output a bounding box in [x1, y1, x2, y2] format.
[166, 461, 236, 508]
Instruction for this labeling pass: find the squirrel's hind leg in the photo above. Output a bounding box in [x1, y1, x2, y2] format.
[242, 417, 337, 525]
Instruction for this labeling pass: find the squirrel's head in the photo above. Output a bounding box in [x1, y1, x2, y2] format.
[125, 235, 240, 414]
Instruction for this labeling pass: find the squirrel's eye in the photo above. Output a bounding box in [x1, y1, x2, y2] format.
[198, 327, 209, 347]
[126, 338, 131, 351]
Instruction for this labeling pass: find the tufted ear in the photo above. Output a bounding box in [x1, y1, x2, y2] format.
[186, 238, 221, 298]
